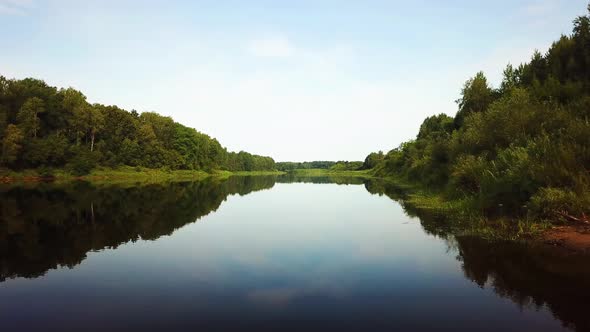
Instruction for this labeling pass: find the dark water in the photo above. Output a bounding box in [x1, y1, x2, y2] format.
[1, 176, 589, 332]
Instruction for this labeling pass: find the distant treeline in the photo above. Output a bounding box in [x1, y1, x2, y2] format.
[276, 160, 363, 171]
[364, 4, 590, 221]
[0, 78, 275, 174]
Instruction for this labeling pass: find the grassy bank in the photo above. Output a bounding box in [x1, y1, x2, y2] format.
[0, 166, 285, 184]
[372, 175, 553, 241]
[404, 188, 552, 240]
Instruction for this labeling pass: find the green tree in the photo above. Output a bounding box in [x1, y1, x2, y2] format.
[1, 124, 23, 165]
[16, 97, 45, 138]
[62, 88, 90, 145]
[88, 106, 104, 152]
[454, 72, 494, 128]
[0, 76, 276, 172]
[362, 151, 384, 169]
[417, 114, 454, 139]
[500, 64, 519, 93]
[368, 1, 590, 220]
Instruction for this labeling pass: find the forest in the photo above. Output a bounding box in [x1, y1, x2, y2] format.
[276, 160, 363, 171]
[364, 5, 590, 223]
[0, 79, 275, 175]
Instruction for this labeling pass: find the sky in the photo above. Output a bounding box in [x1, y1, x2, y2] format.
[0, 0, 587, 161]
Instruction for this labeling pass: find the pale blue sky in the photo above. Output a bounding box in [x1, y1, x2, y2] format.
[0, 0, 586, 161]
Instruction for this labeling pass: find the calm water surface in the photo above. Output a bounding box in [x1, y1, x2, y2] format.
[0, 176, 588, 331]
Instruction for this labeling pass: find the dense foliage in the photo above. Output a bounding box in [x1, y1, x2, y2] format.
[276, 160, 363, 171]
[366, 5, 590, 221]
[330, 161, 364, 171]
[276, 161, 339, 171]
[0, 79, 275, 174]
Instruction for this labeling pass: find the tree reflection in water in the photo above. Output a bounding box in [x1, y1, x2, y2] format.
[364, 177, 590, 332]
[0, 176, 276, 281]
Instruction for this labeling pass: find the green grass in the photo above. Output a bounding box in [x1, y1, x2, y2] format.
[407, 193, 549, 239]
[376, 175, 552, 241]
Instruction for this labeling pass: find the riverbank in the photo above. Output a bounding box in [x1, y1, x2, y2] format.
[287, 170, 590, 252]
[543, 225, 590, 253]
[280, 169, 590, 253]
[365, 174, 590, 253]
[282, 169, 590, 253]
[3, 166, 588, 252]
[0, 167, 286, 184]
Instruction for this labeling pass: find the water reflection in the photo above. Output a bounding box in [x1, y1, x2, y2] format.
[455, 236, 590, 332]
[0, 175, 588, 331]
[364, 177, 590, 332]
[0, 176, 275, 281]
[277, 173, 367, 185]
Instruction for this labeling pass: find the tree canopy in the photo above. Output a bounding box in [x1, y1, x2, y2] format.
[0, 77, 275, 174]
[364, 4, 590, 221]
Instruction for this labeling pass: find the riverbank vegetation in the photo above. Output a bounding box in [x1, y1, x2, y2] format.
[0, 77, 276, 176]
[0, 165, 285, 185]
[364, 5, 590, 226]
[276, 160, 363, 172]
[365, 177, 552, 240]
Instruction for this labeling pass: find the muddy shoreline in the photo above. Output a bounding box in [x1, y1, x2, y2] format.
[542, 225, 590, 254]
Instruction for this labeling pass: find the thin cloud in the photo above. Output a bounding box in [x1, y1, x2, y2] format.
[522, 0, 562, 16]
[246, 36, 295, 58]
[0, 0, 34, 15]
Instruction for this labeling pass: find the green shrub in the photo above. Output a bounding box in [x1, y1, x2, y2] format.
[529, 187, 590, 219]
[449, 155, 487, 195]
[67, 148, 98, 176]
[37, 166, 54, 178]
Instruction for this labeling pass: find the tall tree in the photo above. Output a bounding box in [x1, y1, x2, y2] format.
[573, 4, 590, 78]
[500, 64, 519, 93]
[16, 97, 45, 138]
[454, 72, 494, 128]
[61, 88, 90, 145]
[87, 106, 104, 152]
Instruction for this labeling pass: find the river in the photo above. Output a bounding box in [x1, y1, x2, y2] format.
[0, 175, 588, 331]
